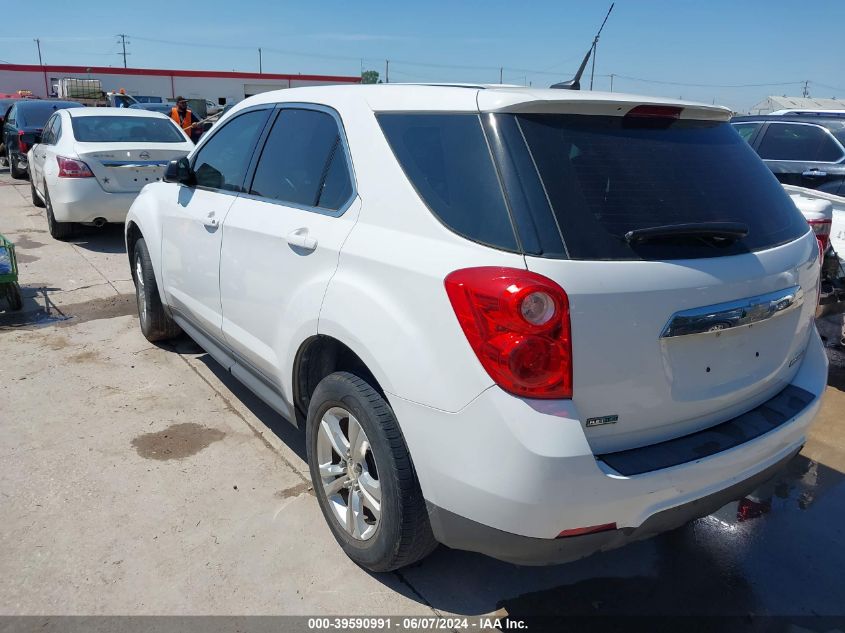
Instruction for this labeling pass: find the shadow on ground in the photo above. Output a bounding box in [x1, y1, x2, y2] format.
[69, 224, 126, 254]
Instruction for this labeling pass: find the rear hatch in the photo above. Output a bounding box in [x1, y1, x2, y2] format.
[490, 103, 819, 454]
[70, 114, 191, 193]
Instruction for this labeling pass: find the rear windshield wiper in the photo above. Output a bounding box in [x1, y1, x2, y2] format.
[624, 222, 749, 245]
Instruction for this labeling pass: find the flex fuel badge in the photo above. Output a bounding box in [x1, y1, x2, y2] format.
[586, 415, 619, 428]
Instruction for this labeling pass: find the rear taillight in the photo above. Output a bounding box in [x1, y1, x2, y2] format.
[17, 130, 28, 153]
[444, 267, 572, 399]
[808, 218, 832, 254]
[557, 522, 617, 538]
[57, 156, 94, 178]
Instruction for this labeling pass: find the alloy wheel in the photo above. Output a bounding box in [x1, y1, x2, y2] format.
[316, 406, 381, 540]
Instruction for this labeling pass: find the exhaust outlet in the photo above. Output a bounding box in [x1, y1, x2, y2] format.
[92, 218, 107, 228]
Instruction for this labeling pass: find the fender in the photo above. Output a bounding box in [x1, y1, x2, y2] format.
[125, 183, 168, 309]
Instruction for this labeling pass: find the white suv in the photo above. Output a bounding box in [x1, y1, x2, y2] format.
[126, 85, 828, 571]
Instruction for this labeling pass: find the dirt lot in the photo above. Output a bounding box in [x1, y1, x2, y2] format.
[1, 169, 845, 626]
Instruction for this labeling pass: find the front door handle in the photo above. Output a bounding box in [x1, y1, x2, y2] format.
[802, 169, 828, 178]
[204, 212, 219, 228]
[286, 228, 318, 251]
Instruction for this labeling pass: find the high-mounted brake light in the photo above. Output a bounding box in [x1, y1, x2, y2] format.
[444, 267, 572, 399]
[57, 156, 94, 178]
[625, 105, 683, 120]
[17, 130, 28, 153]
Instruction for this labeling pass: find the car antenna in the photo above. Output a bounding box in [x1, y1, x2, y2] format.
[551, 3, 614, 90]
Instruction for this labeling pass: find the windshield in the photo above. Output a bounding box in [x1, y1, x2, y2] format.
[71, 116, 185, 143]
[512, 114, 810, 260]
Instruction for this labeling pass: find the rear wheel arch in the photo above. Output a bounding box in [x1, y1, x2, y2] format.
[292, 335, 389, 427]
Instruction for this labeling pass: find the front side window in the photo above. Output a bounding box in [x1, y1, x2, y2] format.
[249, 108, 353, 211]
[757, 122, 844, 162]
[193, 108, 271, 192]
[377, 113, 517, 251]
[71, 116, 184, 143]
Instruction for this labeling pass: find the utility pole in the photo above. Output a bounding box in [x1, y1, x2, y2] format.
[802, 80, 810, 98]
[117, 34, 129, 68]
[609, 73, 614, 92]
[385, 59, 389, 84]
[258, 48, 262, 74]
[35, 38, 49, 97]
[499, 67, 503, 84]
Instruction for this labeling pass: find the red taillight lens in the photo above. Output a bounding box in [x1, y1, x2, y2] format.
[625, 105, 683, 119]
[444, 267, 572, 399]
[17, 130, 28, 153]
[557, 522, 617, 538]
[808, 218, 832, 254]
[57, 156, 94, 178]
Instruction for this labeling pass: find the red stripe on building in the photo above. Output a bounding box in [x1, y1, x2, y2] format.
[0, 64, 361, 83]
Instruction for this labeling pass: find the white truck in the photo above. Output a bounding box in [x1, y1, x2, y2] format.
[56, 78, 138, 108]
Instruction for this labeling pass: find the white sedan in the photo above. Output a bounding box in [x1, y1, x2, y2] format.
[27, 107, 193, 239]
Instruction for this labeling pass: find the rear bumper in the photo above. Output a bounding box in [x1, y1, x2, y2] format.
[427, 447, 800, 566]
[49, 178, 136, 223]
[389, 327, 828, 564]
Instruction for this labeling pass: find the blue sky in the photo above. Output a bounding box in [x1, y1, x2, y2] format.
[13, 0, 845, 111]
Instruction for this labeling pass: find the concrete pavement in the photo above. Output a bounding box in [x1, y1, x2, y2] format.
[1, 170, 844, 624]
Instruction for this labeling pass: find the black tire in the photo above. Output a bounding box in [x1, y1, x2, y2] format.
[44, 187, 74, 240]
[30, 178, 45, 208]
[132, 237, 181, 342]
[4, 283, 22, 311]
[306, 371, 437, 572]
[10, 156, 26, 180]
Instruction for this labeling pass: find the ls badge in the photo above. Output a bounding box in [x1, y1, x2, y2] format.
[586, 415, 618, 428]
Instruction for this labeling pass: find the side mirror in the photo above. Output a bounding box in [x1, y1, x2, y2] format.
[164, 157, 195, 186]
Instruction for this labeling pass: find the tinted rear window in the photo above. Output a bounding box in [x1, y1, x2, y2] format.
[18, 102, 81, 127]
[71, 116, 185, 143]
[515, 114, 809, 260]
[377, 113, 517, 251]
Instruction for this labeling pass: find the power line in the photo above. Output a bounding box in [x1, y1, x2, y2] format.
[611, 74, 804, 89]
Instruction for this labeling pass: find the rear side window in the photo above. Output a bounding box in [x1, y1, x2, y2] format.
[378, 114, 517, 251]
[757, 122, 844, 162]
[71, 116, 184, 143]
[732, 122, 761, 143]
[249, 108, 352, 211]
[193, 109, 271, 192]
[515, 114, 809, 260]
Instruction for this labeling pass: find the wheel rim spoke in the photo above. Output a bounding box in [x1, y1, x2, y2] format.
[348, 415, 366, 462]
[319, 411, 349, 457]
[358, 472, 381, 519]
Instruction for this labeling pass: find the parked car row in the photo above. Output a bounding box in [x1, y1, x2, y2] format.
[123, 85, 828, 572]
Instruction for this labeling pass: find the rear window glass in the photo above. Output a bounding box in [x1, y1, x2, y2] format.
[19, 102, 81, 127]
[71, 116, 185, 143]
[377, 113, 517, 251]
[515, 114, 809, 260]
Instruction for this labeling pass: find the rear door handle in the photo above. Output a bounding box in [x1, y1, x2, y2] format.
[802, 169, 828, 178]
[286, 228, 318, 251]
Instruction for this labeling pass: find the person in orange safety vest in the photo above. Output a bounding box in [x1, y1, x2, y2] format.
[170, 96, 199, 139]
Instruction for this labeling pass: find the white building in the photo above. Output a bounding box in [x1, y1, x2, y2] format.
[0, 63, 360, 106]
[748, 95, 845, 115]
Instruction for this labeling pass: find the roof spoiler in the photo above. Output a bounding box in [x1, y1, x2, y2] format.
[551, 3, 614, 91]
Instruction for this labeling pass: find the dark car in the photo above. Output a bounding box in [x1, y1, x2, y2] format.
[2, 100, 82, 179]
[129, 102, 173, 114]
[731, 115, 845, 196]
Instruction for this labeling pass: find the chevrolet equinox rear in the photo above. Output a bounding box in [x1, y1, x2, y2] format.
[125, 86, 828, 571]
